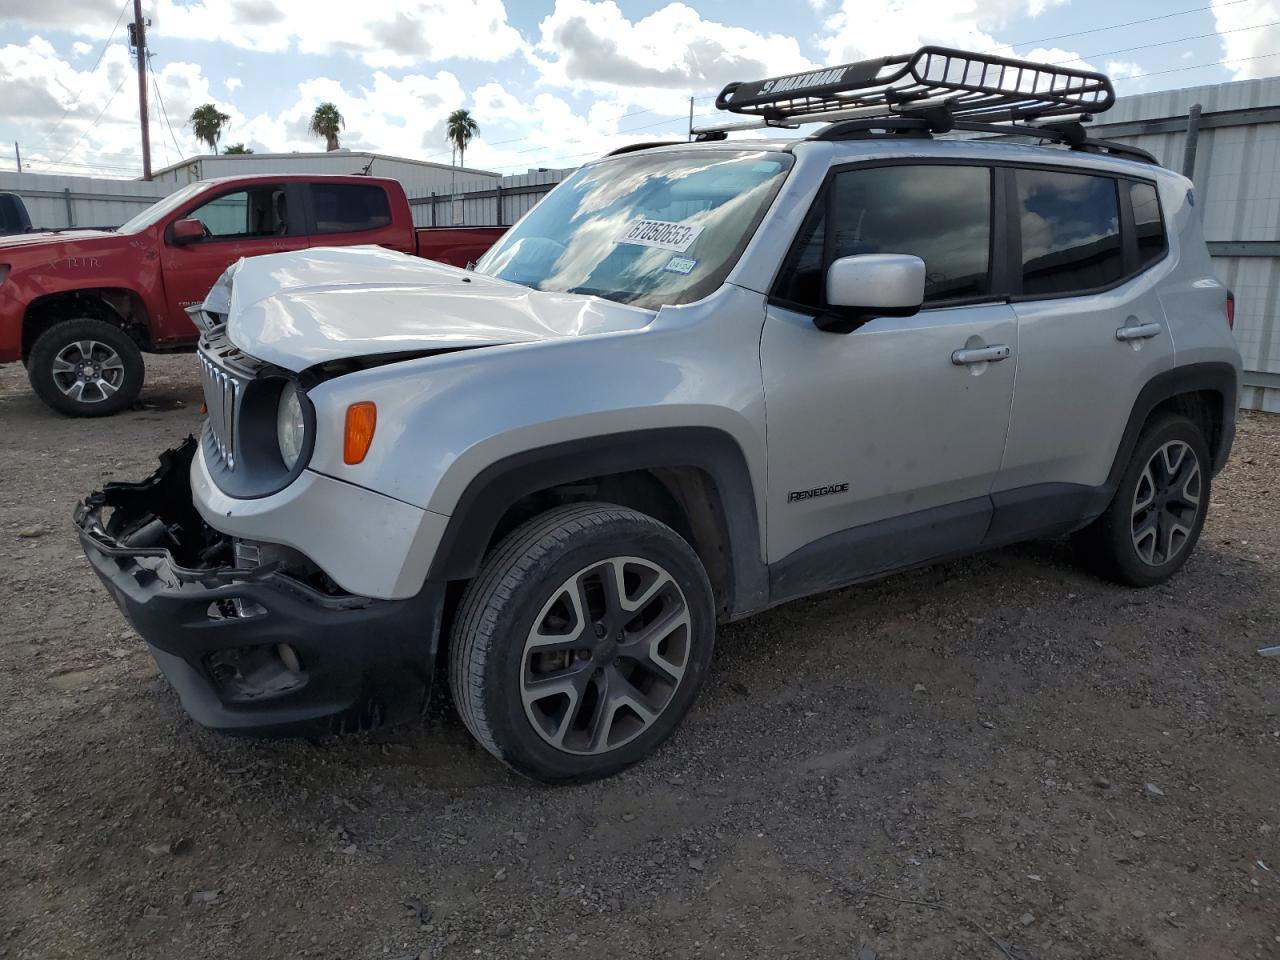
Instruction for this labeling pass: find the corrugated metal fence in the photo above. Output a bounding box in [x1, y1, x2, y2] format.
[1093, 77, 1280, 412]
[0, 171, 168, 229]
[407, 169, 570, 227]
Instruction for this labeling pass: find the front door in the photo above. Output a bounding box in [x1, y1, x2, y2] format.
[761, 162, 1017, 598]
[158, 182, 308, 340]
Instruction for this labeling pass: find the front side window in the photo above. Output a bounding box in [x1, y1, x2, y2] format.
[1129, 181, 1167, 268]
[310, 184, 392, 234]
[774, 164, 992, 310]
[187, 185, 289, 240]
[473, 150, 793, 309]
[1017, 169, 1122, 296]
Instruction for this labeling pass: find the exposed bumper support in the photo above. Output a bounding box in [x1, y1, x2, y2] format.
[75, 439, 445, 735]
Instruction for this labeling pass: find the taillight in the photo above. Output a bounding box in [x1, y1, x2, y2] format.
[1226, 292, 1235, 330]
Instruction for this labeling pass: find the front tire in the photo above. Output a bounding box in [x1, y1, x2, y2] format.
[1073, 414, 1211, 587]
[27, 318, 145, 417]
[449, 503, 715, 784]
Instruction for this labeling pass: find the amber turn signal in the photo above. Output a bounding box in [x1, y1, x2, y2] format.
[343, 402, 377, 465]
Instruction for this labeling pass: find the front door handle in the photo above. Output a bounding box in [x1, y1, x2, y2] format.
[1116, 321, 1163, 341]
[951, 344, 1011, 365]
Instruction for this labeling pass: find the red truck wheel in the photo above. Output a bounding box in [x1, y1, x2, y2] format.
[27, 319, 145, 417]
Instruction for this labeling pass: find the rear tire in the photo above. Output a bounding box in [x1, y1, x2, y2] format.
[1073, 414, 1211, 587]
[449, 503, 715, 784]
[28, 318, 144, 417]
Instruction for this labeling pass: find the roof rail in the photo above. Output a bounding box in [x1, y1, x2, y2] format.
[712, 46, 1113, 128]
[604, 140, 685, 157]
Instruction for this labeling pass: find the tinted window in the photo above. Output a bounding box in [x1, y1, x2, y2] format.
[775, 165, 991, 309]
[188, 186, 287, 239]
[310, 184, 392, 234]
[1130, 181, 1166, 268]
[1017, 170, 1122, 296]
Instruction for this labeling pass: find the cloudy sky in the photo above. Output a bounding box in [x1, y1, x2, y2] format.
[0, 0, 1275, 179]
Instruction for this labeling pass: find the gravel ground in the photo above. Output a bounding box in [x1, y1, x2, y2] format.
[1, 354, 1278, 960]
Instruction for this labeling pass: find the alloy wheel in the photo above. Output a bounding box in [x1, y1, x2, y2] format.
[50, 340, 126, 404]
[1131, 439, 1202, 566]
[520, 556, 692, 755]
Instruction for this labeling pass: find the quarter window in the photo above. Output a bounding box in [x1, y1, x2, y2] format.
[774, 164, 992, 310]
[1129, 181, 1167, 268]
[309, 184, 392, 234]
[1017, 170, 1123, 296]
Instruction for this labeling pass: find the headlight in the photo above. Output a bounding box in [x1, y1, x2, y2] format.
[276, 382, 306, 470]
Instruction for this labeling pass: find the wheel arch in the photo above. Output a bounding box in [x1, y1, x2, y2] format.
[22, 287, 152, 360]
[426, 427, 769, 621]
[1108, 361, 1238, 487]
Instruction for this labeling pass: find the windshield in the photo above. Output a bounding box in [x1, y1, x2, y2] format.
[473, 149, 793, 308]
[117, 181, 211, 234]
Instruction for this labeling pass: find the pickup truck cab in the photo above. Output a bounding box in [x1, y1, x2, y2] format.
[0, 174, 502, 415]
[77, 49, 1242, 783]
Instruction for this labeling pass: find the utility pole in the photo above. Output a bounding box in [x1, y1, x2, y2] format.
[129, 0, 152, 180]
[13, 142, 20, 174]
[688, 96, 694, 141]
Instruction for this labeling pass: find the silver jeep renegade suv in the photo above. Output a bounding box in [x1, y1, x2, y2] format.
[77, 49, 1242, 782]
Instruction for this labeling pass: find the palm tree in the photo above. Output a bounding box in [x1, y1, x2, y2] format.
[309, 103, 344, 152]
[223, 143, 253, 154]
[188, 103, 231, 154]
[446, 109, 479, 167]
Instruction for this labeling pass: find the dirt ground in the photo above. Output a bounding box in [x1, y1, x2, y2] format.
[1, 354, 1277, 960]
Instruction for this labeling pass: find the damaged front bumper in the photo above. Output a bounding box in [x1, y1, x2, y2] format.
[75, 438, 444, 735]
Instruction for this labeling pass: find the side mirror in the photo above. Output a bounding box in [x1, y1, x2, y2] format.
[171, 218, 205, 244]
[817, 254, 926, 333]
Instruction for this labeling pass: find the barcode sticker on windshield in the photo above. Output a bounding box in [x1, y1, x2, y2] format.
[617, 218, 703, 252]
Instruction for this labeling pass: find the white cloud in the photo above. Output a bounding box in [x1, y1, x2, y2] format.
[818, 0, 1067, 64]
[0, 0, 123, 34]
[1211, 0, 1280, 79]
[533, 0, 813, 93]
[225, 77, 242, 92]
[71, 41, 93, 57]
[151, 0, 525, 68]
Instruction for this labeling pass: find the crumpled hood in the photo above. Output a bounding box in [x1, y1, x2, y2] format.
[215, 245, 655, 372]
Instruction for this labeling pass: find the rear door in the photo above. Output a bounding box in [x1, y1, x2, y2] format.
[995, 168, 1175, 495]
[303, 182, 411, 253]
[761, 162, 1017, 596]
[159, 181, 308, 337]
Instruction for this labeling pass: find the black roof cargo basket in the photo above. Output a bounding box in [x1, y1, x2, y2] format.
[682, 46, 1158, 165]
[715, 46, 1114, 125]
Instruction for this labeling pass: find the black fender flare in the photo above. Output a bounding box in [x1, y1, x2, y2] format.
[426, 427, 769, 618]
[1106, 360, 1239, 487]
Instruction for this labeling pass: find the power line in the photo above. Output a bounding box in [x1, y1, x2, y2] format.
[1114, 48, 1280, 81]
[147, 50, 187, 165]
[35, 0, 131, 152]
[993, 0, 1251, 52]
[52, 73, 130, 166]
[1058, 18, 1280, 66]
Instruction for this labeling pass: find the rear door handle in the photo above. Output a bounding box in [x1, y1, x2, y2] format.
[951, 344, 1011, 365]
[1116, 321, 1163, 341]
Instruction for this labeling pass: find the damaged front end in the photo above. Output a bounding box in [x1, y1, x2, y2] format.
[75, 438, 442, 735]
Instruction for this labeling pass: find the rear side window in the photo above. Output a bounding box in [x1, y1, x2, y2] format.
[775, 164, 992, 309]
[1129, 181, 1167, 268]
[1017, 169, 1123, 296]
[309, 184, 392, 234]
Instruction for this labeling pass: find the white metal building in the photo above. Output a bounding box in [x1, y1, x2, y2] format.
[148, 151, 499, 200]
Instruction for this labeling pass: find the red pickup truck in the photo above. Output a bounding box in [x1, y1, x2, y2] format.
[0, 174, 505, 415]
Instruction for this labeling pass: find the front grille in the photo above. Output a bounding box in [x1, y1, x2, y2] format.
[198, 347, 243, 469]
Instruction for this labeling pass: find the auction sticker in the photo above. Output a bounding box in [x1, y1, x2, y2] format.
[664, 256, 698, 275]
[617, 218, 703, 252]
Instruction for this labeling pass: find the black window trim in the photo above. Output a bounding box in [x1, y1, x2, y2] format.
[166, 182, 307, 246]
[767, 155, 1170, 318]
[300, 182, 395, 238]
